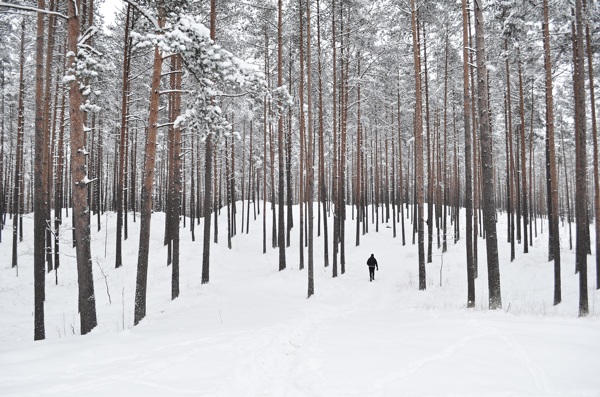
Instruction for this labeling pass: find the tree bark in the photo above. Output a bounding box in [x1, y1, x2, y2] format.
[317, 0, 328, 267]
[584, 2, 600, 291]
[462, 0, 475, 306]
[202, 0, 216, 284]
[43, 0, 56, 273]
[411, 0, 426, 290]
[33, 0, 47, 340]
[573, 0, 588, 316]
[12, 19, 26, 272]
[68, 0, 97, 333]
[542, 0, 561, 304]
[277, 0, 286, 271]
[134, 1, 165, 324]
[298, 0, 306, 270]
[518, 56, 529, 253]
[116, 4, 131, 269]
[474, 0, 501, 310]
[331, 0, 338, 278]
[171, 54, 182, 300]
[306, 0, 314, 297]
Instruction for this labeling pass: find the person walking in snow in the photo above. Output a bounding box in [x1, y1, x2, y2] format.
[367, 254, 378, 282]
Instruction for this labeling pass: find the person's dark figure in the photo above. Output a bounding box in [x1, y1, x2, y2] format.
[367, 254, 378, 282]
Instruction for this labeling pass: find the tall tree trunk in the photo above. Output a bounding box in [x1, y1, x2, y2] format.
[277, 0, 286, 270]
[462, 0, 475, 306]
[170, 54, 182, 300]
[398, 90, 406, 246]
[355, 56, 362, 247]
[286, 48, 293, 246]
[423, 22, 433, 264]
[573, 0, 588, 316]
[43, 0, 56, 273]
[542, 0, 561, 303]
[317, 0, 328, 267]
[468, 11, 479, 275]
[584, 2, 600, 291]
[518, 56, 529, 253]
[116, 4, 131, 269]
[442, 33, 449, 253]
[339, 3, 348, 273]
[474, 0, 501, 310]
[190, 120, 196, 241]
[12, 19, 26, 272]
[68, 0, 97, 334]
[411, 0, 426, 290]
[0, 58, 4, 242]
[134, 1, 165, 324]
[505, 40, 516, 262]
[54, 62, 66, 273]
[331, 0, 338, 278]
[33, 0, 47, 340]
[306, 0, 314, 296]
[298, 0, 306, 270]
[202, 0, 216, 283]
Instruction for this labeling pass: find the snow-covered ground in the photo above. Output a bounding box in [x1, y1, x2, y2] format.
[1, 204, 599, 396]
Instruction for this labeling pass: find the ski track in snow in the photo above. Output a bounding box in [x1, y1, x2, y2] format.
[1, 207, 600, 396]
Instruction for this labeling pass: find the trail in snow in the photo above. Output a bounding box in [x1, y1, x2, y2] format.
[1, 204, 599, 396]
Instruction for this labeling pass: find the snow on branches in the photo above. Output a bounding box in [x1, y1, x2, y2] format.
[64, 27, 112, 114]
[132, 14, 270, 139]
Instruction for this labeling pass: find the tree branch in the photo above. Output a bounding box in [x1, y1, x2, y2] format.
[121, 0, 160, 32]
[0, 2, 68, 19]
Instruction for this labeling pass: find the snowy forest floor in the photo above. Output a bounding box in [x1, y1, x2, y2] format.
[1, 203, 599, 396]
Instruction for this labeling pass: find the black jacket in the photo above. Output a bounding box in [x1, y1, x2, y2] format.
[367, 256, 378, 268]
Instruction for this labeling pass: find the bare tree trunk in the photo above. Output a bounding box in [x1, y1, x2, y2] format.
[442, 33, 449, 253]
[355, 56, 362, 247]
[467, 11, 479, 275]
[474, 0, 501, 310]
[462, 0, 475, 306]
[0, 59, 4, 242]
[134, 1, 165, 324]
[411, 0, 426, 290]
[423, 22, 433, 264]
[54, 60, 66, 274]
[262, 43, 267, 255]
[116, 5, 131, 269]
[202, 0, 216, 283]
[398, 90, 406, 246]
[573, 0, 588, 316]
[331, 0, 338, 278]
[33, 0, 46, 340]
[518, 55, 529, 253]
[190, 123, 196, 241]
[12, 19, 26, 272]
[67, 0, 97, 333]
[339, 4, 348, 273]
[277, 0, 286, 270]
[247, 121, 253, 234]
[306, 0, 314, 296]
[584, 2, 600, 290]
[317, 0, 328, 267]
[505, 40, 516, 262]
[231, 129, 236, 237]
[298, 0, 306, 270]
[171, 54, 182, 300]
[43, 0, 56, 273]
[214, 133, 219, 245]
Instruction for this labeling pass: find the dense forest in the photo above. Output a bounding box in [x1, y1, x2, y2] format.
[0, 0, 598, 341]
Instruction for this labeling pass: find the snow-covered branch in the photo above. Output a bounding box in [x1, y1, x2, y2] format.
[121, 0, 160, 32]
[0, 2, 68, 19]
